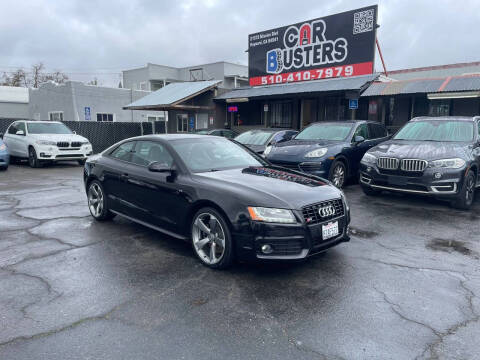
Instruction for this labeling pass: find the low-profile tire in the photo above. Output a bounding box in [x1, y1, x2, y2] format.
[87, 180, 116, 221]
[361, 183, 381, 196]
[451, 171, 476, 210]
[191, 207, 234, 269]
[28, 147, 42, 168]
[329, 160, 347, 188]
[78, 159, 86, 166]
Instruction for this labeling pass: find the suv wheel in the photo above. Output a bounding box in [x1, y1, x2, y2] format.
[191, 207, 234, 269]
[87, 180, 115, 221]
[28, 147, 41, 168]
[452, 171, 476, 210]
[329, 160, 346, 188]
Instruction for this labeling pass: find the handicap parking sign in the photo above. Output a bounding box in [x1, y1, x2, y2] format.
[85, 107, 91, 120]
[349, 99, 358, 109]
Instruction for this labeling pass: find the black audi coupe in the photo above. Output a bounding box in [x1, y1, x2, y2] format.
[83, 135, 350, 269]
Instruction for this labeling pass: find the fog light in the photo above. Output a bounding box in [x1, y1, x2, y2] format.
[367, 166, 372, 172]
[261, 244, 273, 254]
[434, 172, 442, 179]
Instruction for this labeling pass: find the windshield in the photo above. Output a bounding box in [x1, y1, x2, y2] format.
[394, 120, 474, 142]
[296, 124, 353, 140]
[195, 130, 209, 135]
[27, 122, 73, 135]
[235, 131, 273, 145]
[171, 138, 266, 173]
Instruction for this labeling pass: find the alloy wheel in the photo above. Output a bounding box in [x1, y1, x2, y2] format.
[192, 213, 226, 265]
[29, 148, 36, 167]
[465, 175, 475, 204]
[88, 183, 104, 218]
[332, 164, 345, 188]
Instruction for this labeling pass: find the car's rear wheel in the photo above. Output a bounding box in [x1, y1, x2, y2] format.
[87, 180, 115, 221]
[191, 207, 234, 269]
[452, 171, 476, 210]
[329, 160, 346, 188]
[28, 147, 41, 168]
[361, 183, 381, 196]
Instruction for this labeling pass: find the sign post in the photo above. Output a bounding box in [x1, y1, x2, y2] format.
[84, 107, 91, 121]
[248, 6, 377, 86]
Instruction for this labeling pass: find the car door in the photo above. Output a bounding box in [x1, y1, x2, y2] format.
[368, 123, 390, 147]
[3, 122, 18, 156]
[14, 121, 28, 157]
[126, 140, 190, 234]
[349, 123, 372, 174]
[101, 141, 139, 217]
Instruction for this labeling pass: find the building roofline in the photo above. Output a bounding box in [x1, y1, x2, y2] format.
[386, 61, 480, 75]
[122, 61, 247, 73]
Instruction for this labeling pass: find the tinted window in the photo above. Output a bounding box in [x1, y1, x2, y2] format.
[110, 142, 135, 162]
[478, 122, 480, 136]
[368, 123, 387, 139]
[7, 123, 18, 134]
[272, 131, 287, 143]
[353, 124, 369, 139]
[223, 130, 237, 139]
[394, 120, 474, 142]
[296, 124, 353, 141]
[171, 138, 265, 173]
[131, 141, 173, 167]
[235, 130, 274, 145]
[27, 122, 72, 134]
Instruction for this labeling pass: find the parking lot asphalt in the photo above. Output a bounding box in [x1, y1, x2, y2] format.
[0, 164, 479, 360]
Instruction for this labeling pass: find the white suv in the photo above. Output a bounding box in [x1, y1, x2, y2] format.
[3, 121, 93, 167]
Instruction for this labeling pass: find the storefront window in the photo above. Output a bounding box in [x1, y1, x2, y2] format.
[264, 102, 292, 128]
[429, 100, 450, 117]
[176, 114, 188, 132]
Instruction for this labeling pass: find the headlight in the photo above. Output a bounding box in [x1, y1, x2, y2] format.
[247, 207, 296, 224]
[263, 145, 272, 156]
[429, 158, 466, 169]
[361, 153, 377, 164]
[0, 143, 6, 151]
[36, 140, 56, 146]
[305, 148, 327, 158]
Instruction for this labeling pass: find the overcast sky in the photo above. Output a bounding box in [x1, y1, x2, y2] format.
[1, 0, 479, 86]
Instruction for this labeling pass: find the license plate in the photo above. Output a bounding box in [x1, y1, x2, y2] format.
[388, 176, 408, 186]
[322, 221, 339, 240]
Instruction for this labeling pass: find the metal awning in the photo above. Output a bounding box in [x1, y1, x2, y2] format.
[124, 80, 221, 110]
[361, 74, 480, 97]
[215, 74, 379, 101]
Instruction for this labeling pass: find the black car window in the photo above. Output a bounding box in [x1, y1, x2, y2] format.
[110, 141, 135, 162]
[272, 131, 287, 144]
[223, 130, 236, 139]
[7, 123, 18, 134]
[478, 122, 480, 137]
[131, 141, 173, 167]
[211, 130, 222, 136]
[368, 123, 387, 139]
[353, 124, 369, 139]
[15, 122, 26, 134]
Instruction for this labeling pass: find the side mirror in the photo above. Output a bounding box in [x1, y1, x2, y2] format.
[16, 130, 25, 136]
[354, 135, 365, 144]
[148, 161, 173, 173]
[73, 131, 77, 135]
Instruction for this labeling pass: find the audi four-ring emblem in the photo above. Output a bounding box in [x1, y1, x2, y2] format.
[319, 205, 335, 217]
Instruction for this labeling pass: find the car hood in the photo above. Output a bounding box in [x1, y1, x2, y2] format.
[369, 140, 469, 160]
[267, 139, 343, 158]
[28, 133, 89, 143]
[193, 166, 343, 210]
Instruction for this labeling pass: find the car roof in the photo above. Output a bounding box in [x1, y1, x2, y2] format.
[242, 128, 294, 133]
[132, 134, 217, 141]
[411, 116, 478, 122]
[307, 120, 370, 127]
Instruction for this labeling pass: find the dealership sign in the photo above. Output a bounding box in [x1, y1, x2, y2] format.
[248, 6, 377, 86]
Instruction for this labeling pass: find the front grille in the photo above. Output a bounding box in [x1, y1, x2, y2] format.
[299, 162, 323, 172]
[257, 239, 303, 256]
[57, 141, 69, 148]
[71, 142, 82, 148]
[400, 159, 427, 172]
[302, 198, 344, 225]
[377, 157, 399, 170]
[56, 154, 83, 158]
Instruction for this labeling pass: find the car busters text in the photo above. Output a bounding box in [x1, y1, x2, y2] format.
[248, 6, 378, 86]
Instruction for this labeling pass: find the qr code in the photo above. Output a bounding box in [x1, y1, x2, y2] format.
[353, 9, 374, 34]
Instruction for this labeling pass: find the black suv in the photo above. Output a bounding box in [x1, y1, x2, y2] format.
[360, 116, 480, 209]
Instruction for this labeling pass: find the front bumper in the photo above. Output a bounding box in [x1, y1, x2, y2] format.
[0, 152, 10, 167]
[359, 163, 465, 197]
[269, 158, 333, 178]
[233, 208, 351, 262]
[35, 144, 93, 161]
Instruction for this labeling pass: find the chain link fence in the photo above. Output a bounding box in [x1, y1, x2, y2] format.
[0, 118, 153, 153]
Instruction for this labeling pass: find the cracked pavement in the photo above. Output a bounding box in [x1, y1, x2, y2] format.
[0, 164, 479, 360]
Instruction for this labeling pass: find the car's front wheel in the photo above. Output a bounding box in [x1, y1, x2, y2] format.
[329, 160, 347, 188]
[28, 147, 41, 168]
[452, 171, 476, 210]
[191, 207, 234, 269]
[87, 180, 115, 221]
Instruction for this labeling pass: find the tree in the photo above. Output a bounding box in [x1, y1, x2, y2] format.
[0, 62, 68, 88]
